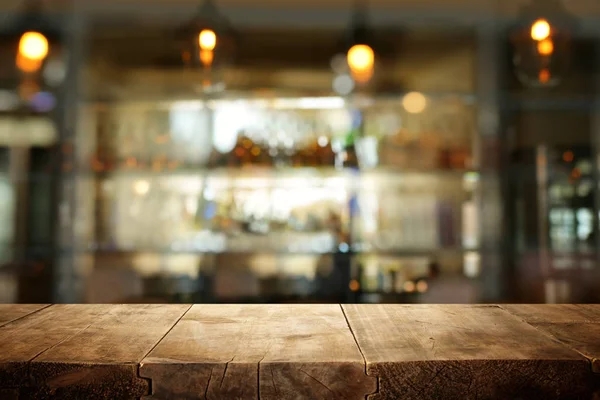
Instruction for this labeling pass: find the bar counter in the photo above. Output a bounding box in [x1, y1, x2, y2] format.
[0, 304, 599, 399]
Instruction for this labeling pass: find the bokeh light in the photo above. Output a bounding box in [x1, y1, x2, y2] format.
[199, 29, 217, 51]
[19, 32, 49, 61]
[537, 39, 554, 56]
[531, 19, 550, 41]
[347, 45, 374, 70]
[402, 92, 427, 114]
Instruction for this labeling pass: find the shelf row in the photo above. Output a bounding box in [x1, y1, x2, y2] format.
[22, 166, 480, 180]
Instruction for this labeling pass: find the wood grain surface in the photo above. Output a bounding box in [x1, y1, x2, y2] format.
[27, 304, 191, 400]
[502, 304, 600, 324]
[503, 304, 600, 374]
[342, 304, 600, 400]
[1, 304, 599, 400]
[0, 304, 49, 327]
[0, 305, 111, 392]
[140, 304, 377, 400]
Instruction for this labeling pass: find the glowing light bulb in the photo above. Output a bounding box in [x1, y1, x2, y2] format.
[199, 29, 217, 51]
[537, 38, 554, 56]
[347, 44, 374, 72]
[402, 92, 427, 114]
[531, 19, 551, 41]
[18, 32, 49, 61]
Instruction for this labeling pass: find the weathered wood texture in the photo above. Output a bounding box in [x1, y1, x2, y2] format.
[0, 304, 48, 327]
[140, 304, 377, 399]
[0, 305, 110, 392]
[503, 304, 600, 374]
[502, 304, 600, 323]
[342, 304, 600, 400]
[2, 304, 600, 400]
[0, 304, 190, 399]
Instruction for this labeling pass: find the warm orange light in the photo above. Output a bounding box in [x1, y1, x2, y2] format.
[16, 53, 43, 73]
[200, 49, 214, 66]
[347, 44, 374, 73]
[537, 39, 554, 56]
[351, 69, 374, 84]
[539, 68, 551, 83]
[531, 19, 551, 41]
[199, 29, 217, 51]
[349, 279, 360, 292]
[19, 31, 49, 61]
[563, 151, 574, 163]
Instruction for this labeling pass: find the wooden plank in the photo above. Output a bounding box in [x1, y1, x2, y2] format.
[140, 304, 377, 399]
[503, 304, 600, 373]
[502, 304, 600, 324]
[531, 323, 600, 374]
[343, 304, 600, 400]
[26, 304, 190, 400]
[0, 305, 111, 392]
[0, 304, 49, 327]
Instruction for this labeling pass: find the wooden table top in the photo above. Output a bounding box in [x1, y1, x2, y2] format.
[0, 304, 599, 400]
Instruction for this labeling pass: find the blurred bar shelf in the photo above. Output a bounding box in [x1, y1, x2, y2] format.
[83, 166, 479, 177]
[67, 246, 478, 256]
[68, 58, 480, 303]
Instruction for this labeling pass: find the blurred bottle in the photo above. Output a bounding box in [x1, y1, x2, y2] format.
[299, 140, 318, 167]
[228, 133, 253, 167]
[336, 111, 361, 169]
[316, 135, 336, 166]
[449, 146, 471, 169]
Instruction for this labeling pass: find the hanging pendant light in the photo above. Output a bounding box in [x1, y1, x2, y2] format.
[177, 0, 236, 93]
[511, 0, 576, 88]
[0, 0, 66, 114]
[345, 0, 375, 86]
[8, 1, 66, 95]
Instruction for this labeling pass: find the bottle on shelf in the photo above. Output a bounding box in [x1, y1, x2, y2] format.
[335, 110, 361, 169]
[315, 134, 335, 166]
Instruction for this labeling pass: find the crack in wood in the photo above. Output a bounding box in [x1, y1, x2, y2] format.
[219, 356, 235, 389]
[29, 321, 97, 364]
[499, 305, 600, 375]
[299, 368, 335, 395]
[0, 305, 51, 329]
[257, 353, 267, 400]
[340, 305, 379, 400]
[140, 304, 193, 363]
[204, 367, 213, 400]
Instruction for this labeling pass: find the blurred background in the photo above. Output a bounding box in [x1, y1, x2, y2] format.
[0, 0, 599, 304]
